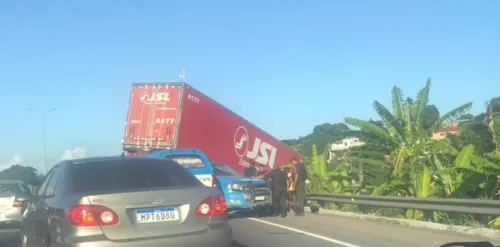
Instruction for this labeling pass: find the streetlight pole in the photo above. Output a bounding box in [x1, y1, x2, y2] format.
[30, 108, 57, 173]
[68, 140, 87, 159]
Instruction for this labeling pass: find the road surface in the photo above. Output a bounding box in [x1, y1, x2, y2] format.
[232, 214, 500, 247]
[2, 213, 500, 247]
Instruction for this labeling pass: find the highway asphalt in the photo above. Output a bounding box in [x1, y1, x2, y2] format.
[2, 213, 500, 247]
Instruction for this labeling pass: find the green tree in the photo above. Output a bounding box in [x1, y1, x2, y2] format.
[343, 79, 472, 202]
[486, 97, 500, 152]
[282, 138, 301, 147]
[0, 165, 42, 185]
[297, 123, 349, 156]
[454, 114, 495, 154]
[422, 105, 440, 130]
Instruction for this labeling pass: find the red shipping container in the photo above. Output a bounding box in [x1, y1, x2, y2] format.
[123, 83, 301, 173]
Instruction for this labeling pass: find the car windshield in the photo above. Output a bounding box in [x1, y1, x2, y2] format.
[212, 163, 241, 177]
[69, 158, 203, 194]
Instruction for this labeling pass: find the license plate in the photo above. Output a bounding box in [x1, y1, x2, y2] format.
[195, 175, 213, 187]
[136, 207, 179, 224]
[255, 196, 265, 201]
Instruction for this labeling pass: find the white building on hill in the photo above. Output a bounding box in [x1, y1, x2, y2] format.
[328, 137, 365, 162]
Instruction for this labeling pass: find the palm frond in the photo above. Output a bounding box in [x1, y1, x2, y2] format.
[391, 86, 405, 120]
[403, 103, 414, 144]
[344, 118, 398, 145]
[373, 100, 406, 143]
[432, 102, 473, 132]
[454, 144, 475, 168]
[485, 152, 500, 162]
[433, 140, 459, 155]
[414, 78, 431, 132]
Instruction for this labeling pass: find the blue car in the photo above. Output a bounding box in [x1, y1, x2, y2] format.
[145, 149, 216, 187]
[210, 162, 271, 214]
[145, 148, 272, 215]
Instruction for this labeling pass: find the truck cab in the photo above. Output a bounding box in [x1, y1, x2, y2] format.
[144, 148, 271, 215]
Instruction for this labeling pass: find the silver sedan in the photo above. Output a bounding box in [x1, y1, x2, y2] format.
[20, 156, 233, 247]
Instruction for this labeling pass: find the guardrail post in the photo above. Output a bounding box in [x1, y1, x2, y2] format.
[424, 210, 433, 222]
[479, 215, 490, 227]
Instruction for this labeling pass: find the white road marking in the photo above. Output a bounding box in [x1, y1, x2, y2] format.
[248, 217, 361, 247]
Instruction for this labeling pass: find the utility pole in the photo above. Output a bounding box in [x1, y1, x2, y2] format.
[30, 108, 57, 173]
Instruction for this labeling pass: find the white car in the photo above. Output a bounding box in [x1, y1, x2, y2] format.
[0, 180, 32, 227]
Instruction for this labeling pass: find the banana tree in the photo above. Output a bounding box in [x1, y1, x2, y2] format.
[486, 97, 500, 152]
[343, 79, 472, 203]
[327, 161, 354, 193]
[310, 144, 327, 178]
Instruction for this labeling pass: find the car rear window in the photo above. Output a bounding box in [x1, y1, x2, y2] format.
[69, 158, 203, 194]
[167, 155, 206, 169]
[0, 183, 25, 195]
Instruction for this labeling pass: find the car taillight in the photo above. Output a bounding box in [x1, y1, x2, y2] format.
[196, 195, 227, 216]
[12, 200, 22, 207]
[68, 205, 119, 227]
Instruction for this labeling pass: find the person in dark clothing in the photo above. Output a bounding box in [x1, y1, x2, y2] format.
[266, 168, 287, 217]
[256, 164, 267, 176]
[291, 157, 306, 216]
[244, 161, 258, 177]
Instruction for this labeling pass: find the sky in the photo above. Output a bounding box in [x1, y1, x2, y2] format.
[0, 0, 499, 172]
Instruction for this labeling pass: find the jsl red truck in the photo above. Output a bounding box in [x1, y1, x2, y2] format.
[122, 82, 300, 174]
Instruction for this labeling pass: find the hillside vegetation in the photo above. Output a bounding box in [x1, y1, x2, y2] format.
[284, 79, 500, 227]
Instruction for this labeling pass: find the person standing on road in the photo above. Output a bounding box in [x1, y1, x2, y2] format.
[244, 161, 258, 177]
[285, 166, 297, 213]
[266, 167, 287, 217]
[291, 157, 306, 216]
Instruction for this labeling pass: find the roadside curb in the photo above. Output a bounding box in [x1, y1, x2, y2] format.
[304, 207, 500, 239]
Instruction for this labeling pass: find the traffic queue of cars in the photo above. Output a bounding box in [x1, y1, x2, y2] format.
[1, 155, 233, 247]
[0, 82, 298, 246]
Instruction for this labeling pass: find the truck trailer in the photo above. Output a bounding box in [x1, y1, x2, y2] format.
[122, 82, 301, 174]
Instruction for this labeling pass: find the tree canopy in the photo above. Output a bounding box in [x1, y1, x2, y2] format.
[0, 165, 43, 185]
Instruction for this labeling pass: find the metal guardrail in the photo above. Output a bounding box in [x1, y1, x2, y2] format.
[306, 193, 500, 215]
